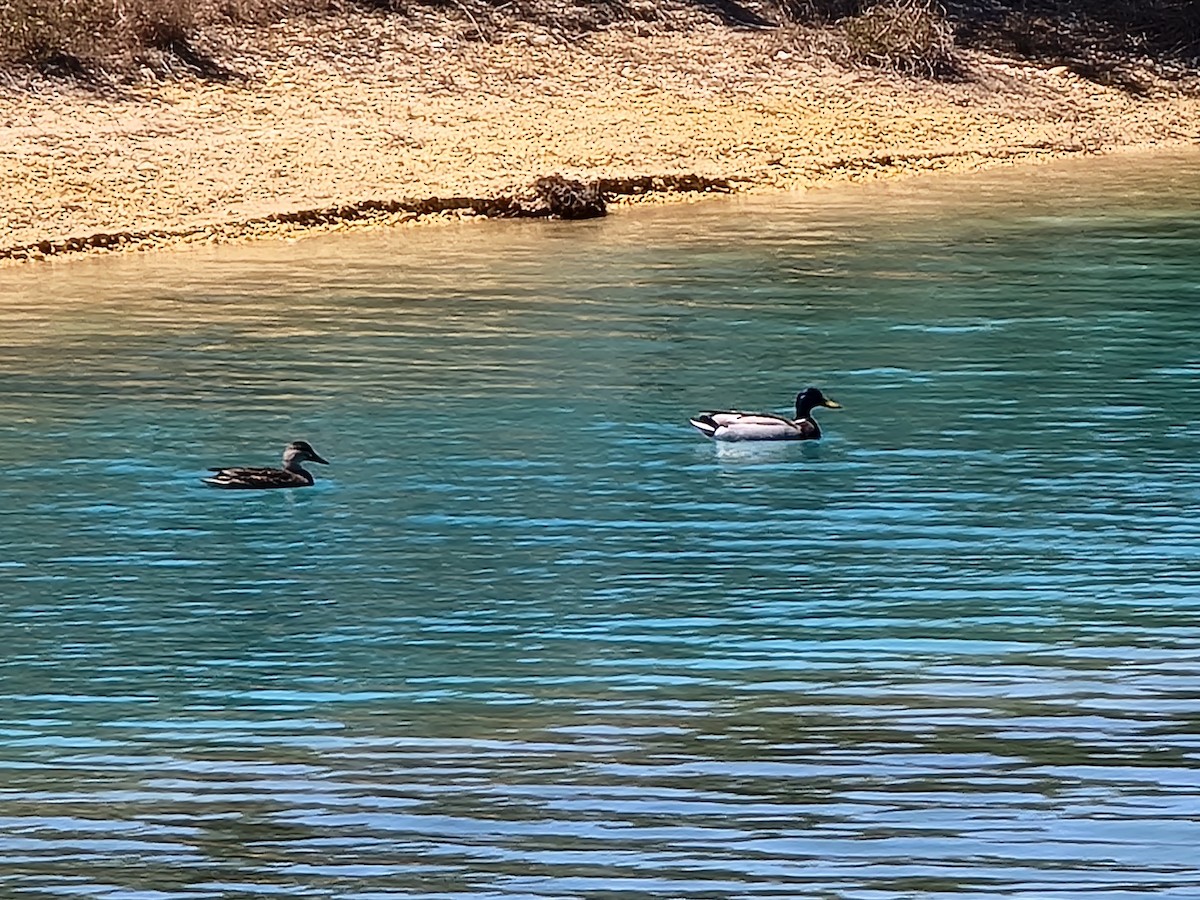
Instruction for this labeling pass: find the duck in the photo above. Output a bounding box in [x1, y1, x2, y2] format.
[202, 440, 330, 489]
[690, 387, 842, 441]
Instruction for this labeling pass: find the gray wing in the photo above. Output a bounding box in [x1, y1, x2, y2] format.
[698, 412, 818, 441]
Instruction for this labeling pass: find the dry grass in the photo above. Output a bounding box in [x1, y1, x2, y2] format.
[1, 0, 1198, 89]
[0, 0, 337, 70]
[0, 0, 677, 72]
[844, 0, 957, 77]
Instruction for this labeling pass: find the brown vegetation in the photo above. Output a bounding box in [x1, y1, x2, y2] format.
[843, 0, 957, 77]
[0, 0, 334, 76]
[1, 0, 1198, 88]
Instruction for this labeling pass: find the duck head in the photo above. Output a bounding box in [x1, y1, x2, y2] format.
[283, 440, 330, 468]
[795, 387, 842, 419]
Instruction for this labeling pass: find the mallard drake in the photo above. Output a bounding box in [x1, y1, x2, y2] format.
[203, 440, 330, 489]
[690, 387, 842, 442]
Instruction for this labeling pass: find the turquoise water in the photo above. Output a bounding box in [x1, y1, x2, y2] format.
[1, 152, 1199, 899]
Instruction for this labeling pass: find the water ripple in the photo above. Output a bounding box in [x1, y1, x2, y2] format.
[2, 152, 1200, 898]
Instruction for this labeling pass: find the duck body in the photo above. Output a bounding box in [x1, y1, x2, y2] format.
[689, 411, 822, 441]
[203, 440, 329, 489]
[690, 387, 841, 442]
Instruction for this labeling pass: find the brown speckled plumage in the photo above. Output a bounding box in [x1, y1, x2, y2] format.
[203, 440, 329, 489]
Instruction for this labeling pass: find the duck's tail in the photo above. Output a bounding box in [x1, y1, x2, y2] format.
[689, 415, 720, 439]
[202, 468, 236, 488]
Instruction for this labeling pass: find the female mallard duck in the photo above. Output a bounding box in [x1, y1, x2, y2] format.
[203, 440, 330, 489]
[690, 387, 842, 441]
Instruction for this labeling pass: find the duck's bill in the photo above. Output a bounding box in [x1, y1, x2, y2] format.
[823, 399, 843, 409]
[312, 454, 331, 465]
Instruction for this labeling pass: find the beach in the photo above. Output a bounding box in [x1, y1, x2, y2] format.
[3, 10, 1199, 263]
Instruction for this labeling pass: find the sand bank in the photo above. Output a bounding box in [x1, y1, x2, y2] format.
[2, 12, 1198, 263]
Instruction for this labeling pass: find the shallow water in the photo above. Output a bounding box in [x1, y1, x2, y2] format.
[2, 151, 1199, 899]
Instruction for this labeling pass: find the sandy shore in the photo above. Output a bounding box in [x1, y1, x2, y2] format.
[3, 12, 1199, 263]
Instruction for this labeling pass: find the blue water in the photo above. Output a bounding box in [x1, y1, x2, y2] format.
[1, 152, 1199, 899]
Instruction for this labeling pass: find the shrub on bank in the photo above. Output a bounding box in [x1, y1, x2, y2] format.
[0, 0, 335, 72]
[843, 0, 957, 77]
[0, 0, 1196, 86]
[775, 0, 863, 24]
[0, 0, 183, 68]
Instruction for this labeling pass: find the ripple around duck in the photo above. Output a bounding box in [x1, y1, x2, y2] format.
[2, 154, 1200, 898]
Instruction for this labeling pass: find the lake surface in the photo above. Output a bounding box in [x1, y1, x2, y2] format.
[1, 151, 1199, 899]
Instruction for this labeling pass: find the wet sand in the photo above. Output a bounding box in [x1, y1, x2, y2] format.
[3, 12, 1198, 263]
